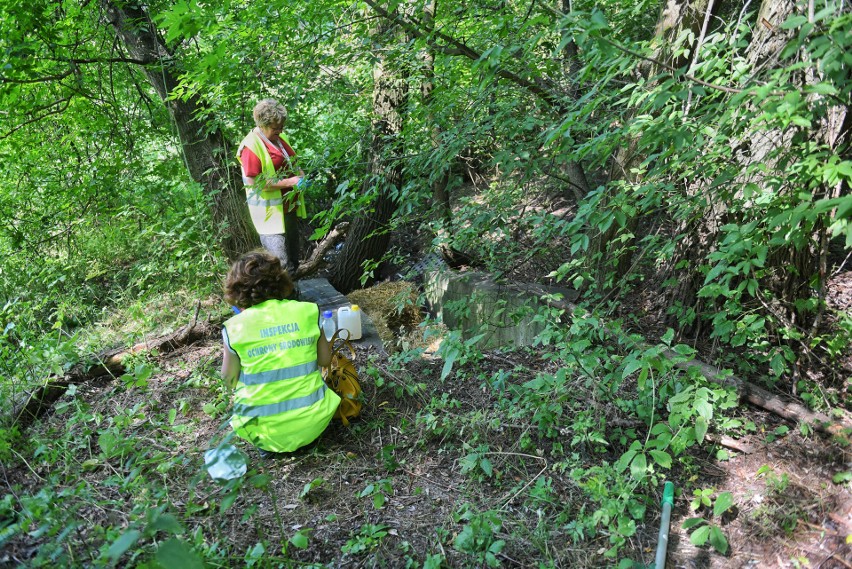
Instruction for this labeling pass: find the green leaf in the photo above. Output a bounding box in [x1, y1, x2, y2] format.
[479, 457, 493, 477]
[713, 492, 734, 517]
[108, 529, 141, 562]
[148, 514, 184, 536]
[695, 416, 708, 444]
[709, 525, 729, 554]
[780, 14, 808, 29]
[690, 524, 711, 546]
[649, 449, 672, 469]
[372, 493, 386, 509]
[155, 538, 204, 569]
[440, 351, 457, 381]
[615, 449, 637, 473]
[250, 474, 271, 489]
[682, 517, 706, 530]
[219, 490, 239, 514]
[630, 452, 647, 480]
[832, 471, 852, 484]
[622, 359, 643, 379]
[289, 530, 310, 549]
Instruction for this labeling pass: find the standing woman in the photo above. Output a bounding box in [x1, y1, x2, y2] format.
[221, 250, 340, 453]
[237, 99, 306, 274]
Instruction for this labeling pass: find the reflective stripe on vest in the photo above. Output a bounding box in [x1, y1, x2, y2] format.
[233, 383, 327, 417]
[239, 361, 318, 386]
[236, 130, 306, 235]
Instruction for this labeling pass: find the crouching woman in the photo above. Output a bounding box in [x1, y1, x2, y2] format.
[221, 250, 340, 453]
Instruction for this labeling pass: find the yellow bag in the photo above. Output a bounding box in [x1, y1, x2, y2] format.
[322, 330, 362, 426]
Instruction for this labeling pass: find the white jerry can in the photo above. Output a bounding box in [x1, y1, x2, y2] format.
[337, 305, 363, 340]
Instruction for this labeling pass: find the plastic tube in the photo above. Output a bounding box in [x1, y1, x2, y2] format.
[654, 481, 675, 569]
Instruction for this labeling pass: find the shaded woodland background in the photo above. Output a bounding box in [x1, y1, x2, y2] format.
[1, 0, 851, 567]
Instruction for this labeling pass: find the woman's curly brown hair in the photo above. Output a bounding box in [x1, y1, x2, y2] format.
[224, 250, 294, 309]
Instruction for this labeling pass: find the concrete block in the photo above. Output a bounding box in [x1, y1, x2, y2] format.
[423, 269, 577, 349]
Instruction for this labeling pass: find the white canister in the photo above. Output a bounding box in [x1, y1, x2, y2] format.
[337, 305, 363, 340]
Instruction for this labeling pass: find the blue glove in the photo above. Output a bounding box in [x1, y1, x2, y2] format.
[296, 177, 312, 190]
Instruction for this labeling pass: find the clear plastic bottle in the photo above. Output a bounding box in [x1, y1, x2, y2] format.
[321, 309, 336, 342]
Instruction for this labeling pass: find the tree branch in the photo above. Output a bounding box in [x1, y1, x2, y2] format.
[292, 222, 350, 279]
[361, 0, 565, 109]
[0, 97, 72, 140]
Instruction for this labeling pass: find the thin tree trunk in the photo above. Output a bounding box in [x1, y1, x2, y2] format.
[101, 0, 257, 260]
[421, 0, 451, 225]
[11, 318, 220, 430]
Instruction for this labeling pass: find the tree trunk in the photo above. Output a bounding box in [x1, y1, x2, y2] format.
[664, 0, 844, 340]
[421, 0, 451, 226]
[589, 0, 720, 283]
[328, 14, 407, 294]
[101, 0, 258, 261]
[11, 318, 220, 430]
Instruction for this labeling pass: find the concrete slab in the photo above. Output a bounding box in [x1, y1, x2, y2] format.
[299, 278, 386, 357]
[423, 269, 578, 349]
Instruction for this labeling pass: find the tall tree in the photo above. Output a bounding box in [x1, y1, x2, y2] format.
[101, 0, 257, 260]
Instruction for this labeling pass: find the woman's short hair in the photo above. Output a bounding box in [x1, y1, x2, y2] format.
[224, 250, 294, 308]
[253, 99, 288, 128]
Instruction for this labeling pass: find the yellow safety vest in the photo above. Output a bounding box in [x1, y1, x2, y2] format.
[237, 130, 307, 235]
[223, 299, 340, 452]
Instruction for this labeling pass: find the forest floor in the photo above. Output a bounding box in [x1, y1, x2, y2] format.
[2, 270, 851, 568]
[3, 192, 852, 566]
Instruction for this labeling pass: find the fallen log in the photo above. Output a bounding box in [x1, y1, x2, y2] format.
[665, 351, 852, 440]
[537, 294, 852, 442]
[10, 318, 220, 430]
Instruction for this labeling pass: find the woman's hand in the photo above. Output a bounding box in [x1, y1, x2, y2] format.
[277, 176, 302, 189]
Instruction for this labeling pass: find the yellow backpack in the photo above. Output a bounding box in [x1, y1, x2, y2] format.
[322, 330, 362, 426]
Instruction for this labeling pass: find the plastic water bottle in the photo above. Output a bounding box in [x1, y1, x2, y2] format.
[321, 310, 336, 342]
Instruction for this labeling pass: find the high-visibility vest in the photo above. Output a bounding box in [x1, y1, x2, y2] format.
[223, 299, 340, 452]
[236, 130, 307, 235]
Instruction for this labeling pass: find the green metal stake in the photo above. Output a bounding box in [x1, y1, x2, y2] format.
[654, 481, 675, 569]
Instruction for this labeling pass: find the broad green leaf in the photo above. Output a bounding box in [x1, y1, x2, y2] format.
[615, 449, 637, 473]
[832, 472, 852, 484]
[290, 530, 310, 549]
[440, 351, 457, 381]
[780, 14, 808, 29]
[682, 517, 706, 530]
[709, 526, 729, 554]
[690, 524, 711, 546]
[649, 450, 672, 469]
[622, 359, 643, 379]
[219, 490, 239, 514]
[148, 514, 184, 536]
[630, 453, 647, 480]
[155, 538, 204, 569]
[695, 416, 708, 444]
[713, 492, 734, 517]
